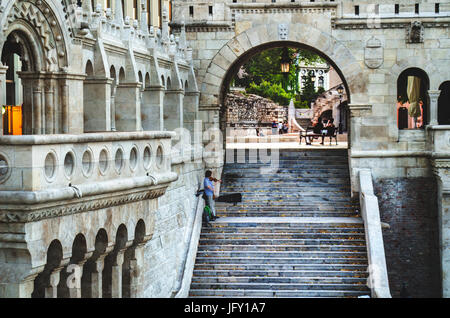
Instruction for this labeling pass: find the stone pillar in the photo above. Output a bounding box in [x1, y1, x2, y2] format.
[129, 243, 145, 298]
[142, 86, 164, 131]
[68, 252, 93, 298]
[111, 249, 126, 298]
[183, 91, 199, 139]
[32, 86, 43, 135]
[111, 85, 117, 131]
[44, 263, 67, 298]
[61, 82, 69, 134]
[0, 64, 8, 135]
[83, 78, 112, 132]
[90, 249, 111, 298]
[115, 82, 142, 131]
[428, 90, 441, 126]
[44, 84, 54, 134]
[164, 88, 184, 132]
[432, 159, 450, 297]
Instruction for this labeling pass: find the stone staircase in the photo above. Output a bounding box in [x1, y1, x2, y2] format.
[189, 149, 371, 298]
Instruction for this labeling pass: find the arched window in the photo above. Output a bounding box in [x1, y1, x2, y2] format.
[397, 68, 429, 129]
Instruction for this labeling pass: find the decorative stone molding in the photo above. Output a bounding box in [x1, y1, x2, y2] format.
[406, 21, 424, 43]
[0, 186, 168, 223]
[349, 104, 373, 117]
[364, 36, 383, 69]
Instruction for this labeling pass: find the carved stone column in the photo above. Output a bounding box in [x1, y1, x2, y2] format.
[129, 242, 146, 298]
[61, 82, 69, 134]
[0, 64, 8, 135]
[44, 83, 55, 134]
[90, 247, 112, 298]
[68, 251, 93, 298]
[428, 90, 441, 126]
[111, 85, 117, 131]
[44, 258, 69, 298]
[32, 86, 42, 135]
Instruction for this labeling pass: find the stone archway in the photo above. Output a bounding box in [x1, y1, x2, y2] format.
[200, 23, 366, 110]
[0, 0, 71, 135]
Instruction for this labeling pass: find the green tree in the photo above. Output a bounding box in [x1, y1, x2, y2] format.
[233, 47, 325, 95]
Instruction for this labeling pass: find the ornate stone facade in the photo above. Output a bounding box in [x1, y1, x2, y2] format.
[0, 0, 450, 298]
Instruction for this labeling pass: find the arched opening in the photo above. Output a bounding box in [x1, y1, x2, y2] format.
[1, 31, 35, 135]
[102, 224, 128, 298]
[396, 68, 430, 129]
[81, 229, 109, 298]
[32, 240, 63, 298]
[221, 43, 350, 148]
[57, 233, 88, 298]
[438, 81, 450, 125]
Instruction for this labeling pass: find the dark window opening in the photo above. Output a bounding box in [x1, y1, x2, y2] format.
[395, 4, 399, 14]
[189, 6, 194, 17]
[355, 5, 360, 16]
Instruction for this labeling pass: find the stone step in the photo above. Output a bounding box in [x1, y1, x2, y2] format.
[192, 269, 368, 278]
[191, 276, 368, 285]
[189, 288, 369, 298]
[194, 257, 367, 265]
[201, 226, 364, 234]
[196, 251, 367, 259]
[198, 238, 365, 246]
[197, 244, 366, 252]
[190, 282, 368, 291]
[193, 263, 368, 272]
[215, 212, 357, 218]
[199, 232, 365, 240]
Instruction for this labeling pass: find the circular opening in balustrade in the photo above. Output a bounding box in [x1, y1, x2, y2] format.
[129, 146, 138, 171]
[143, 145, 152, 170]
[114, 148, 124, 173]
[99, 149, 109, 175]
[156, 145, 163, 168]
[44, 152, 57, 181]
[82, 149, 93, 177]
[0, 154, 10, 183]
[64, 151, 75, 178]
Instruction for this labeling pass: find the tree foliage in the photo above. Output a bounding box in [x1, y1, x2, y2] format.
[233, 47, 326, 108]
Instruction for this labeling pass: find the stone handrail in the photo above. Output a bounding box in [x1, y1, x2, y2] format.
[358, 169, 392, 298]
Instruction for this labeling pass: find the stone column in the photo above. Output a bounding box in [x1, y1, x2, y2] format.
[44, 84, 55, 134]
[32, 86, 42, 135]
[428, 90, 441, 126]
[115, 82, 142, 131]
[432, 159, 450, 297]
[68, 252, 93, 298]
[83, 78, 112, 132]
[129, 243, 145, 298]
[111, 249, 126, 298]
[164, 88, 184, 132]
[90, 248, 112, 298]
[44, 260, 68, 299]
[111, 84, 117, 131]
[61, 82, 69, 134]
[142, 85, 164, 131]
[0, 64, 8, 135]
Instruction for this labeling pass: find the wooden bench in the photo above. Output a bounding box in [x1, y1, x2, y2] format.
[299, 127, 338, 145]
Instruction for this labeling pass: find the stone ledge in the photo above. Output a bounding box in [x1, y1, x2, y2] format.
[0, 131, 175, 145]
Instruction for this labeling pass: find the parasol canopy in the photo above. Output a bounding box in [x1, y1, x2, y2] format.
[407, 75, 422, 118]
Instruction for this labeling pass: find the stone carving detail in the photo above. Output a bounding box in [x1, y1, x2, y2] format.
[0, 187, 168, 223]
[278, 23, 288, 40]
[406, 21, 424, 43]
[4, 0, 68, 70]
[364, 36, 384, 69]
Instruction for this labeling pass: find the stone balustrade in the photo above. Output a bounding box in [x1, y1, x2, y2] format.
[0, 132, 176, 193]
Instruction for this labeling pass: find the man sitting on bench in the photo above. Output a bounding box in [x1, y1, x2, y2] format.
[305, 118, 324, 145]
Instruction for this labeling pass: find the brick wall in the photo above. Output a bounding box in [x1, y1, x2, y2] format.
[374, 177, 441, 298]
